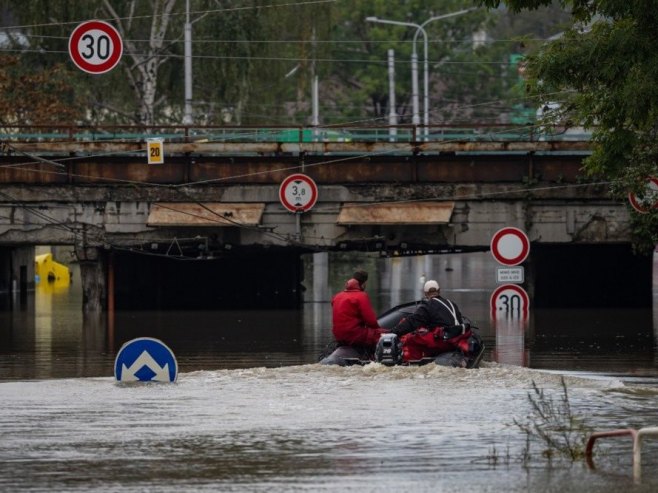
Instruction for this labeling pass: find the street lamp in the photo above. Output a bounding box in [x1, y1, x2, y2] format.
[183, 0, 193, 124]
[366, 9, 476, 135]
[366, 16, 422, 126]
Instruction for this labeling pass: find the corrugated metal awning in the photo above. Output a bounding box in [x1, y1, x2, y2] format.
[337, 201, 454, 225]
[147, 202, 265, 227]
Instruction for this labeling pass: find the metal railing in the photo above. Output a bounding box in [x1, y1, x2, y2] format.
[585, 426, 658, 483]
[0, 123, 591, 144]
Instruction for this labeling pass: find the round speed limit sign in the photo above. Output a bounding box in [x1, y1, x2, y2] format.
[69, 20, 123, 74]
[490, 284, 529, 322]
[279, 173, 318, 213]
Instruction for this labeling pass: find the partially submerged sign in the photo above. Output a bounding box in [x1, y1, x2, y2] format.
[490, 284, 529, 322]
[114, 337, 178, 383]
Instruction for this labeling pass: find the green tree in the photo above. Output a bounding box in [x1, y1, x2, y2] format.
[324, 1, 572, 127]
[327, 0, 490, 125]
[478, 0, 658, 252]
[0, 0, 182, 125]
[0, 0, 333, 126]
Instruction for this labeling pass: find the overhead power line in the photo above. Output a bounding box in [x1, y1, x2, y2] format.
[0, 0, 338, 31]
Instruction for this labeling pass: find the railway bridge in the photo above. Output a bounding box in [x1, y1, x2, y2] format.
[0, 124, 639, 312]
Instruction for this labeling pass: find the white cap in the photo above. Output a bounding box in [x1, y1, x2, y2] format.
[423, 280, 439, 292]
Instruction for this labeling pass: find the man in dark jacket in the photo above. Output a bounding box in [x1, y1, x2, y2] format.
[331, 269, 385, 350]
[392, 279, 466, 337]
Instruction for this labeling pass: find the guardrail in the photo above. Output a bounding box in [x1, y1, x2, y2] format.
[585, 426, 658, 483]
[0, 123, 591, 144]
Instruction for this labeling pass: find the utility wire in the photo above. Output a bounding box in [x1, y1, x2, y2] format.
[0, 0, 338, 30]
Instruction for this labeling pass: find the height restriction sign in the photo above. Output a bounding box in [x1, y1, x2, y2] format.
[279, 173, 318, 213]
[69, 20, 123, 74]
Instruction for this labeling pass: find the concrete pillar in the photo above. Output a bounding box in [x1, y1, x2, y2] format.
[76, 247, 107, 313]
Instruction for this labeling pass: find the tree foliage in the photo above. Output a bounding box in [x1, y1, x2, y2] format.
[327, 0, 492, 125]
[0, 55, 83, 124]
[0, 0, 567, 127]
[479, 0, 658, 252]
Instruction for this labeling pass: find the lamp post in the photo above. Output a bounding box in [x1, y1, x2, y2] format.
[183, 0, 193, 125]
[366, 9, 475, 136]
[366, 16, 421, 127]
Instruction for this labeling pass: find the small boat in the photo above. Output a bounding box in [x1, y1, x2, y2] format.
[320, 301, 485, 368]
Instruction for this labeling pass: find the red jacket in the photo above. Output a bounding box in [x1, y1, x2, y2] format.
[331, 278, 383, 348]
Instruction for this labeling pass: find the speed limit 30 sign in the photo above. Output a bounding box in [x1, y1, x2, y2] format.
[490, 284, 529, 322]
[69, 20, 123, 74]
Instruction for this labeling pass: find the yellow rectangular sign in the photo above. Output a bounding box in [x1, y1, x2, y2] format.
[147, 139, 164, 164]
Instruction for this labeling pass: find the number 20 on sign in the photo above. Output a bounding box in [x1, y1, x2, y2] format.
[147, 139, 164, 164]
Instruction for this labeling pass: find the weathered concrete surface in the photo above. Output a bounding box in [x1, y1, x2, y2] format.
[0, 140, 632, 312]
[0, 182, 630, 254]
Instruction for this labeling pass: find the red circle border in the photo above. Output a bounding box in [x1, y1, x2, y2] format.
[489, 283, 529, 321]
[628, 177, 658, 214]
[278, 173, 318, 213]
[490, 227, 530, 266]
[69, 20, 123, 74]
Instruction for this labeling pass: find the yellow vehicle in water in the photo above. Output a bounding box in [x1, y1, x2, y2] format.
[35, 252, 71, 289]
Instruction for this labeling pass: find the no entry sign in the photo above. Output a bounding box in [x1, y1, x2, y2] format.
[279, 173, 318, 213]
[490, 227, 530, 266]
[69, 20, 123, 74]
[490, 284, 529, 322]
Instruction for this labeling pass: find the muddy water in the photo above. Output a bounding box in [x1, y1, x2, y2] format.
[0, 251, 657, 491]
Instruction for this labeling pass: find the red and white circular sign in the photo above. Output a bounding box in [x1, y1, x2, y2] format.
[490, 284, 529, 321]
[69, 20, 123, 74]
[490, 227, 530, 266]
[628, 177, 658, 214]
[279, 173, 318, 213]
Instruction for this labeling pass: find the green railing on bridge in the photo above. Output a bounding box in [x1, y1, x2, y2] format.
[0, 124, 591, 145]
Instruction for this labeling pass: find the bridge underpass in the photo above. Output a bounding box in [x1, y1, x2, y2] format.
[0, 127, 648, 312]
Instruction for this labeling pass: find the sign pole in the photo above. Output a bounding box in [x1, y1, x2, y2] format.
[295, 212, 302, 242]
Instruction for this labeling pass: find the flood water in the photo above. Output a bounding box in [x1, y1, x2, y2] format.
[1, 251, 658, 492]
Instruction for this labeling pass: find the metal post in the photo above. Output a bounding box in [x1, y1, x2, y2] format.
[183, 0, 193, 125]
[366, 9, 476, 139]
[410, 51, 420, 126]
[312, 76, 319, 126]
[365, 17, 421, 128]
[295, 212, 302, 242]
[387, 49, 397, 140]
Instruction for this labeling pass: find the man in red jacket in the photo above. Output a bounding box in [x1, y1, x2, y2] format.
[331, 269, 385, 351]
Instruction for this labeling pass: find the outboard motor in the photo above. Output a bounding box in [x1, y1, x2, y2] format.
[375, 333, 403, 366]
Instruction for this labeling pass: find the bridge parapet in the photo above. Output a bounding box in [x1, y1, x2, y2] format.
[0, 126, 629, 259]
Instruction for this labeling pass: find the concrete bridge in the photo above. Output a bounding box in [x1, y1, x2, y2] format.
[0, 125, 634, 311]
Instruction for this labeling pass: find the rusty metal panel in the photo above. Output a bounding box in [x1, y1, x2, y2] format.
[0, 162, 67, 183]
[147, 202, 265, 226]
[71, 160, 188, 183]
[337, 201, 454, 225]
